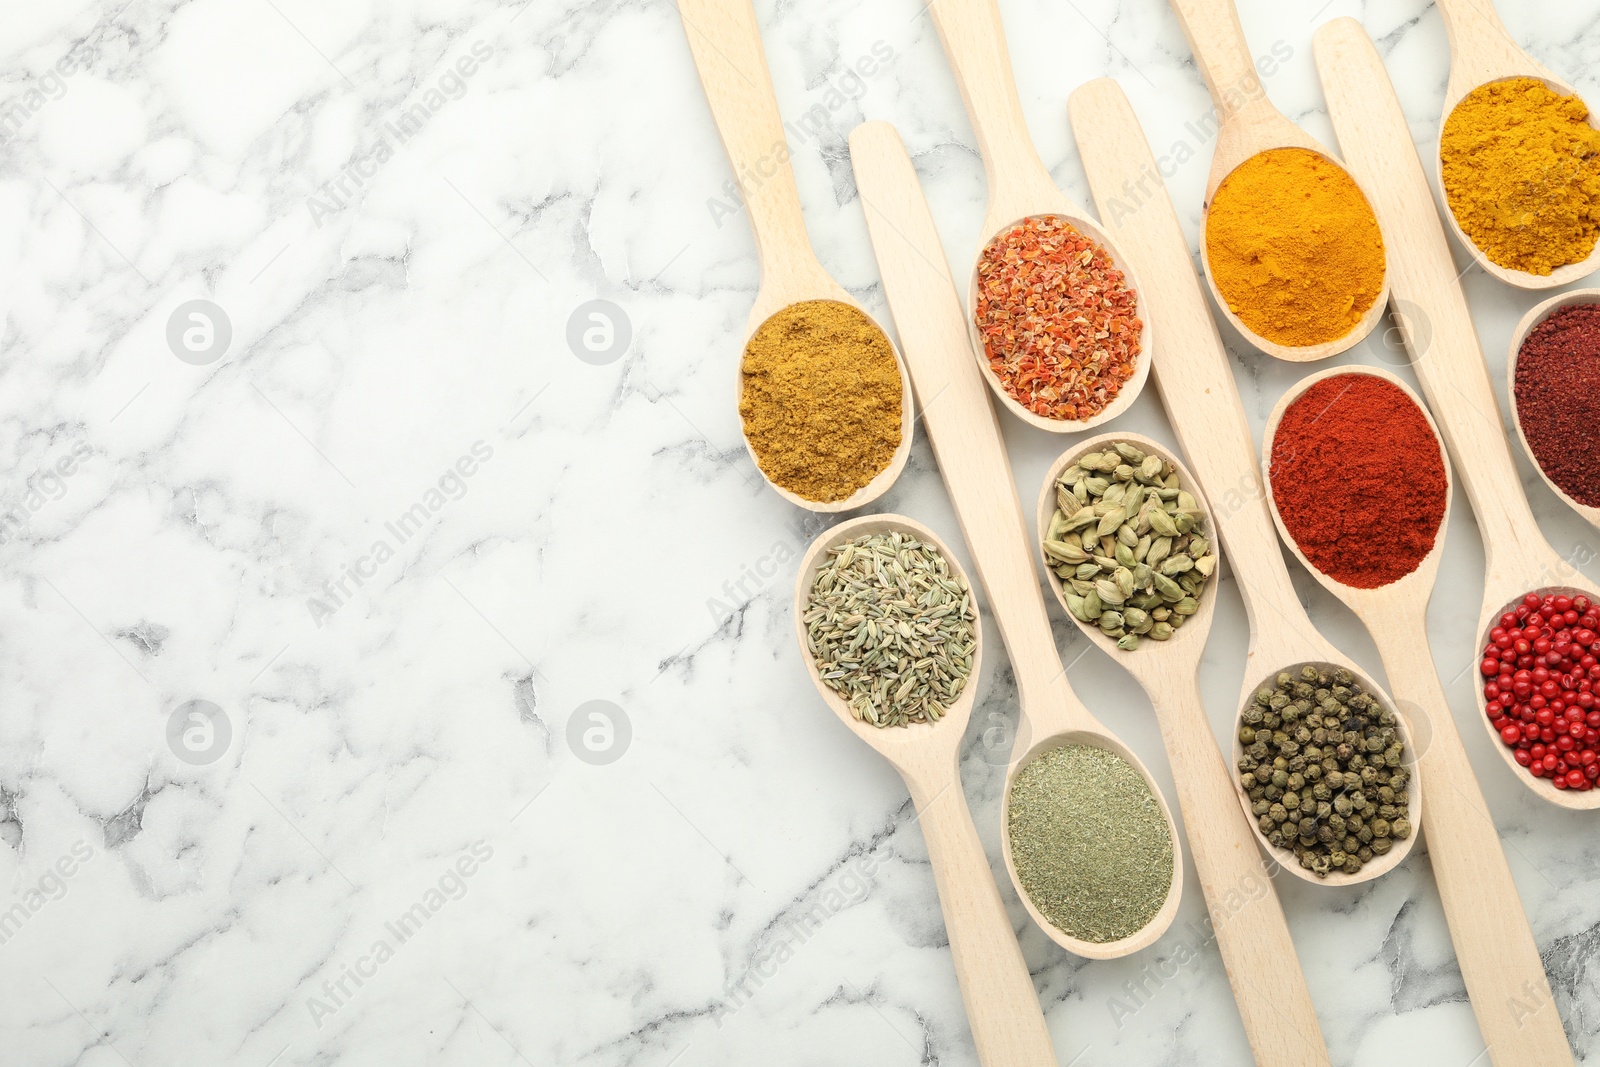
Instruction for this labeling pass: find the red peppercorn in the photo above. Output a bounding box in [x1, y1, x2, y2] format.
[1479, 595, 1600, 791]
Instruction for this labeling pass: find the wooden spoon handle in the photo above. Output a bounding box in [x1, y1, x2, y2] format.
[1436, 0, 1516, 58]
[676, 0, 819, 284]
[925, 0, 1057, 209]
[1311, 20, 1548, 586]
[1065, 79, 1322, 666]
[1144, 673, 1330, 1066]
[1165, 0, 1269, 121]
[905, 767, 1059, 1066]
[848, 120, 1091, 738]
[1367, 611, 1571, 1066]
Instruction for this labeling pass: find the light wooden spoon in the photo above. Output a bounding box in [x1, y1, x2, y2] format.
[847, 122, 1182, 960]
[676, 0, 912, 510]
[1435, 0, 1600, 289]
[1314, 16, 1600, 814]
[793, 514, 1056, 1066]
[1259, 361, 1573, 1067]
[1166, 0, 1390, 362]
[1068, 79, 1421, 889]
[1507, 288, 1600, 528]
[925, 0, 1152, 433]
[1034, 432, 1331, 1066]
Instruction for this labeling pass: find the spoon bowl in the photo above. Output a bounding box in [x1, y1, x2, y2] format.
[1169, 0, 1390, 361]
[737, 300, 915, 513]
[1471, 585, 1600, 811]
[1228, 658, 1421, 886]
[1035, 433, 1220, 659]
[1434, 0, 1600, 288]
[967, 214, 1153, 433]
[794, 513, 983, 753]
[928, 0, 1153, 433]
[1506, 288, 1600, 528]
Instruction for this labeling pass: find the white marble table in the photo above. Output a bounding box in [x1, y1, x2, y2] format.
[3, 0, 1599, 1063]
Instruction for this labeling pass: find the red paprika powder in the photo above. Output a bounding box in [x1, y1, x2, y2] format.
[1269, 373, 1447, 589]
[1514, 304, 1600, 506]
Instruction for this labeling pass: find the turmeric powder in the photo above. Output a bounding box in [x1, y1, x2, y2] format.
[1441, 77, 1600, 276]
[739, 300, 902, 503]
[1204, 147, 1386, 348]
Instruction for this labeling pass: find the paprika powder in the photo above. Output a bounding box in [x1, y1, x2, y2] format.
[1268, 373, 1446, 589]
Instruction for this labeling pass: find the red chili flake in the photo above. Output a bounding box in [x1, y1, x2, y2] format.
[974, 215, 1142, 421]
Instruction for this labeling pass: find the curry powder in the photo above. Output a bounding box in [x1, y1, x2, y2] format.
[1442, 77, 1600, 276]
[1204, 147, 1386, 348]
[739, 300, 901, 503]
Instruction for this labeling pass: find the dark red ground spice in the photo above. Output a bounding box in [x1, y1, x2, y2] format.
[1269, 374, 1447, 589]
[1514, 304, 1600, 507]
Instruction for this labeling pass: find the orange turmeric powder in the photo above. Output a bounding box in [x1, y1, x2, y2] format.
[1204, 147, 1386, 348]
[1441, 77, 1600, 276]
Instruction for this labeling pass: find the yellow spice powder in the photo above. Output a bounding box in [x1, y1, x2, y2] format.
[1204, 147, 1386, 348]
[1441, 76, 1600, 275]
[739, 300, 901, 503]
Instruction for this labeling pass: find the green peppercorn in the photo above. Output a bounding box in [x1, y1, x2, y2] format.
[1235, 663, 1407, 879]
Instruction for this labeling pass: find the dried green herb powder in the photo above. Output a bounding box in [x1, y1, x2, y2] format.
[1007, 744, 1173, 943]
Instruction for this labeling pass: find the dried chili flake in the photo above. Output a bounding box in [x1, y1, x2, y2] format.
[974, 215, 1142, 421]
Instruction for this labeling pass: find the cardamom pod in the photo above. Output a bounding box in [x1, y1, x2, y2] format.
[1114, 442, 1146, 464]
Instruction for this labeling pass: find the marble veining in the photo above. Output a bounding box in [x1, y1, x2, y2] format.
[3, 0, 1600, 1064]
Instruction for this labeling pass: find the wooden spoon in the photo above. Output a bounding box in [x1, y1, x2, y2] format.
[1165, 0, 1390, 362]
[1259, 361, 1573, 1067]
[1068, 80, 1421, 888]
[1507, 288, 1600, 528]
[793, 514, 1057, 1066]
[847, 122, 1182, 960]
[925, 0, 1152, 433]
[1314, 16, 1600, 816]
[676, 0, 913, 510]
[1034, 433, 1331, 1065]
[1435, 0, 1600, 289]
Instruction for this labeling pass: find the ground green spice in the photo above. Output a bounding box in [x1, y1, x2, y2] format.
[1007, 744, 1173, 943]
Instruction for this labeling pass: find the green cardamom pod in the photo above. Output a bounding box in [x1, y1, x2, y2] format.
[1043, 539, 1087, 564]
[1114, 442, 1145, 464]
[1097, 507, 1127, 537]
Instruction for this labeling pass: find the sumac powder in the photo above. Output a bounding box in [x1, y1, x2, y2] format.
[1514, 304, 1600, 506]
[1269, 374, 1447, 588]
